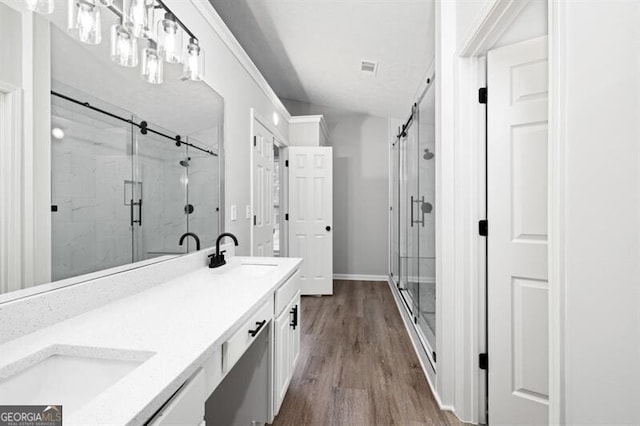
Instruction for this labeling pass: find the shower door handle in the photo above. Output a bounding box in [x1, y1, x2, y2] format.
[410, 196, 424, 227]
[130, 199, 134, 227]
[131, 199, 142, 226]
[410, 196, 414, 227]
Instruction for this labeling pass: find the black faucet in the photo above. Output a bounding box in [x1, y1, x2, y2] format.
[179, 232, 200, 251]
[208, 232, 239, 268]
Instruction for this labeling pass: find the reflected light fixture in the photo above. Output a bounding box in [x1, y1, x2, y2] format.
[25, 0, 54, 14]
[272, 112, 279, 126]
[110, 23, 138, 67]
[157, 12, 183, 64]
[183, 38, 204, 81]
[68, 0, 102, 45]
[51, 128, 65, 140]
[141, 40, 163, 85]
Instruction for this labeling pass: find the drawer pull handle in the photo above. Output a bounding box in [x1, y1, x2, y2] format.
[248, 320, 267, 337]
[290, 305, 298, 330]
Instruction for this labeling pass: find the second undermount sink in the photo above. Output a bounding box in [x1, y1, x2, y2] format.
[0, 346, 154, 418]
[237, 263, 278, 278]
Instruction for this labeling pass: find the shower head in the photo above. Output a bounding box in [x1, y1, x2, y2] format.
[179, 157, 191, 167]
[423, 149, 434, 160]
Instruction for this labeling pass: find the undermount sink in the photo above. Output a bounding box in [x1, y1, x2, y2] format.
[238, 263, 278, 277]
[0, 346, 153, 417]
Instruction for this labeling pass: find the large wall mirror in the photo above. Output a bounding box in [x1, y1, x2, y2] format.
[0, 0, 224, 295]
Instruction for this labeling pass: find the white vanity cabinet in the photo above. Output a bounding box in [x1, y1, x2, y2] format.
[273, 270, 301, 415]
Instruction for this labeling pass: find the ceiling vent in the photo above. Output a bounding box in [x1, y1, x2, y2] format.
[360, 60, 378, 75]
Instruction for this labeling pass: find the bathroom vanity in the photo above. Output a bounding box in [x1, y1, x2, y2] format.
[0, 250, 302, 425]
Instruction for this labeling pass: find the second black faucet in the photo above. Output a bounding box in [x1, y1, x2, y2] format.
[208, 232, 239, 268]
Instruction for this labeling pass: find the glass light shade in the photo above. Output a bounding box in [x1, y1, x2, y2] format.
[68, 0, 102, 45]
[141, 41, 163, 85]
[25, 0, 54, 14]
[123, 0, 154, 38]
[182, 38, 204, 81]
[110, 24, 138, 67]
[157, 13, 183, 64]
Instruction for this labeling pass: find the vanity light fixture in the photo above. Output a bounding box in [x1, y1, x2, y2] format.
[110, 23, 138, 67]
[25, 0, 54, 14]
[183, 37, 204, 81]
[68, 0, 102, 45]
[123, 0, 154, 38]
[141, 40, 163, 85]
[28, 0, 204, 85]
[157, 12, 183, 64]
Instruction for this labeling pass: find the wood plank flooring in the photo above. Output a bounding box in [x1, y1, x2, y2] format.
[271, 280, 465, 425]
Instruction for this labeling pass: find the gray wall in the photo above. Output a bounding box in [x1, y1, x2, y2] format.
[283, 99, 389, 277]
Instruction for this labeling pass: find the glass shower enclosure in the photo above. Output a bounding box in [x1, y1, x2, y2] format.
[391, 80, 436, 365]
[51, 89, 221, 281]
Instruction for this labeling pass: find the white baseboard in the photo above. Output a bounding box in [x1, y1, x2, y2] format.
[333, 274, 388, 282]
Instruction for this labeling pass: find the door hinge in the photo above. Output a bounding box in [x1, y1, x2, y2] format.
[253, 215, 256, 226]
[479, 219, 488, 236]
[432, 351, 437, 362]
[285, 213, 289, 221]
[479, 353, 488, 370]
[285, 159, 289, 167]
[253, 136, 257, 147]
[478, 87, 487, 104]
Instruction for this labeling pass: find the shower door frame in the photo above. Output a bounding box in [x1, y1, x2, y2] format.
[391, 98, 438, 372]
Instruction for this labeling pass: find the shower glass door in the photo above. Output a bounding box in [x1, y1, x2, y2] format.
[417, 84, 436, 352]
[183, 137, 221, 251]
[51, 94, 135, 281]
[391, 137, 400, 283]
[391, 81, 437, 365]
[133, 121, 189, 261]
[398, 106, 421, 318]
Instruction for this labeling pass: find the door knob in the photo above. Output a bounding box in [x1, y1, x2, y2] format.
[326, 226, 331, 231]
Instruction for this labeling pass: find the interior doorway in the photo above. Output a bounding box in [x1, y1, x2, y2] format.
[272, 143, 287, 257]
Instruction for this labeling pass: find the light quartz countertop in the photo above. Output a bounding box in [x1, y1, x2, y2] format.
[0, 256, 302, 425]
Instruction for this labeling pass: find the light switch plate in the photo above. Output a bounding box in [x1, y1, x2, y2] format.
[230, 205, 237, 221]
[245, 205, 251, 219]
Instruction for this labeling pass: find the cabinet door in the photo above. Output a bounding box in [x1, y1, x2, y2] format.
[274, 307, 291, 412]
[289, 294, 301, 372]
[149, 368, 206, 425]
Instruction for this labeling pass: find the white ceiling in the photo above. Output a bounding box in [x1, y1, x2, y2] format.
[209, 0, 435, 118]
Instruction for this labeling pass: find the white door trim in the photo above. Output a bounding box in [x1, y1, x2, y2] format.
[249, 109, 289, 256]
[0, 83, 23, 294]
[458, 0, 530, 57]
[547, 2, 567, 423]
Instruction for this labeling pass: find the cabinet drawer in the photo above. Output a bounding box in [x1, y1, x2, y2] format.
[223, 298, 273, 373]
[274, 269, 300, 316]
[149, 368, 206, 426]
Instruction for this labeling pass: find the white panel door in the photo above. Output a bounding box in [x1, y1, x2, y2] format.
[487, 36, 549, 425]
[287, 147, 333, 295]
[252, 120, 274, 257]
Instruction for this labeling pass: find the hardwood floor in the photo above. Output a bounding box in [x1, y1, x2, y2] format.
[271, 280, 465, 425]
